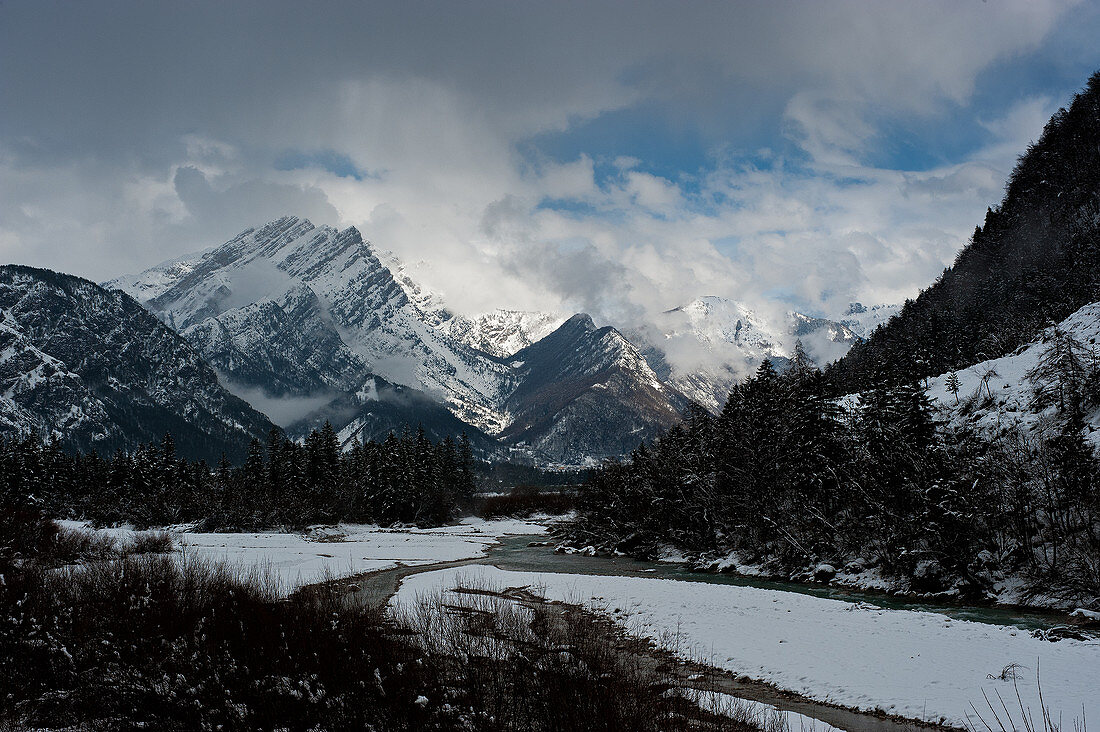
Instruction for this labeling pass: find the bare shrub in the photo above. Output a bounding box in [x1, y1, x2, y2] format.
[476, 485, 576, 518]
[126, 530, 174, 555]
[393, 574, 757, 731]
[48, 523, 120, 562]
[968, 663, 1087, 732]
[988, 663, 1027, 681]
[1, 510, 119, 571]
[2, 553, 762, 731]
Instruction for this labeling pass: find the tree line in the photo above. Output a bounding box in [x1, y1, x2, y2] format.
[1, 423, 477, 530]
[567, 345, 1100, 603]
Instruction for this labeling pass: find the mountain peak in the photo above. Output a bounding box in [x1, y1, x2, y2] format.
[562, 313, 597, 332]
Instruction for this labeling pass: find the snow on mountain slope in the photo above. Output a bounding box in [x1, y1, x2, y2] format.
[103, 251, 210, 303]
[0, 265, 273, 461]
[925, 300, 1100, 450]
[839, 302, 902, 339]
[383, 252, 453, 328]
[665, 297, 780, 355]
[439, 309, 567, 358]
[111, 216, 515, 433]
[0, 308, 107, 440]
[381, 251, 567, 358]
[640, 296, 861, 410]
[179, 283, 370, 397]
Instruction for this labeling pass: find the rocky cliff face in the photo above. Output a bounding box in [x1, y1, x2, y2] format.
[0, 265, 273, 462]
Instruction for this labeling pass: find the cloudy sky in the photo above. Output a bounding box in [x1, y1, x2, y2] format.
[2, 0, 1099, 326]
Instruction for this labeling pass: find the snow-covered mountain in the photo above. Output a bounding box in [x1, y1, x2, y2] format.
[438, 310, 567, 358]
[839, 302, 901, 339]
[501, 314, 685, 462]
[108, 217, 683, 463]
[108, 217, 516, 433]
[0, 265, 273, 461]
[635, 296, 862, 410]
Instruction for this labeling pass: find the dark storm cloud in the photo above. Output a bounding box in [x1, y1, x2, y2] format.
[173, 166, 339, 236]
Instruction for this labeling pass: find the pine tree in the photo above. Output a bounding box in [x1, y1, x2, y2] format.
[241, 438, 267, 528]
[945, 372, 961, 405]
[1027, 328, 1096, 414]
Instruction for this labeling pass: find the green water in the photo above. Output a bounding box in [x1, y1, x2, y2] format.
[485, 534, 1068, 631]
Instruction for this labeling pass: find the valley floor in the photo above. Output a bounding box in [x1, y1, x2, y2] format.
[396, 565, 1100, 729]
[58, 517, 548, 594]
[62, 517, 1100, 730]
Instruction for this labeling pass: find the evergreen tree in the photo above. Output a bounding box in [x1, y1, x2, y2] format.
[1027, 328, 1096, 414]
[945, 372, 961, 404]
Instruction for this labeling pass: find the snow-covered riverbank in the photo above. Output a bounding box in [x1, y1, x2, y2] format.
[57, 517, 548, 593]
[394, 565, 1100, 728]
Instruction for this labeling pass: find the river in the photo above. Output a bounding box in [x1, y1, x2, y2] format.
[484, 534, 1068, 632]
[352, 533, 1092, 732]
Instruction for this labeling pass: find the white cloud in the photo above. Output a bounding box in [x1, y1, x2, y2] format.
[0, 0, 1089, 332]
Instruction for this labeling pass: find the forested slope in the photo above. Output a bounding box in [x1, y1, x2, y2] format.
[830, 71, 1100, 391]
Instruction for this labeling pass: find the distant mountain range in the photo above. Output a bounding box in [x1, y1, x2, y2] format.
[631, 296, 866, 411]
[2, 216, 889, 464]
[104, 218, 699, 462]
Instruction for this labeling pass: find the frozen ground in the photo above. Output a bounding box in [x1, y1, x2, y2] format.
[395, 566, 1100, 728]
[58, 517, 548, 593]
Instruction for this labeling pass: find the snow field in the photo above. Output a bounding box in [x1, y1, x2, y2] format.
[926, 301, 1100, 450]
[57, 517, 547, 594]
[394, 566, 1100, 728]
[686, 690, 843, 732]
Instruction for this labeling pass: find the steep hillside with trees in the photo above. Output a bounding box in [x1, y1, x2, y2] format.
[830, 71, 1100, 391]
[566, 353, 1100, 606]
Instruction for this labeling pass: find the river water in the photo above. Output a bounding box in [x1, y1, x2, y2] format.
[485, 534, 1068, 632]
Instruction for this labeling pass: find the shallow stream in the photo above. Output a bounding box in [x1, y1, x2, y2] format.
[485, 534, 1069, 631]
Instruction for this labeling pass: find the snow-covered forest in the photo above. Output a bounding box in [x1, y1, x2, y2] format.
[566, 342, 1100, 606]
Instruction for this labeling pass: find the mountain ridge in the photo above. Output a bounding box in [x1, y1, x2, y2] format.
[830, 71, 1100, 391]
[107, 219, 687, 463]
[0, 264, 274, 462]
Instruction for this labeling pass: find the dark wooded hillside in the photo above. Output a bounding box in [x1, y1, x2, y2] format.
[830, 71, 1100, 391]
